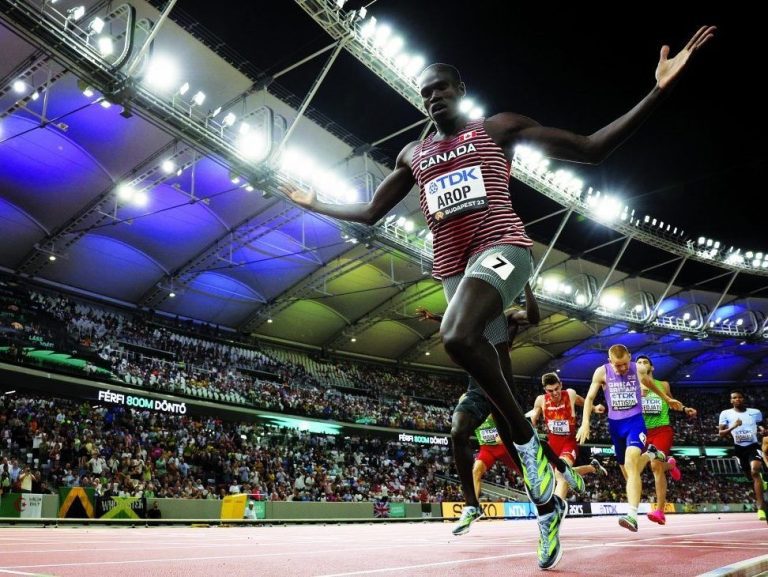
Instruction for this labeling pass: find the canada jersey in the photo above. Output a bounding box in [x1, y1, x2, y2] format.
[412, 119, 532, 279]
[543, 390, 576, 437]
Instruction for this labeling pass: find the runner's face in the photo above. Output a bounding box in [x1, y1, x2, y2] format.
[730, 392, 745, 409]
[636, 358, 651, 373]
[418, 68, 464, 122]
[544, 382, 562, 401]
[610, 353, 631, 375]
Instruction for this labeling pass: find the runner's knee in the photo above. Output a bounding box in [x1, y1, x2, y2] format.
[451, 422, 473, 440]
[452, 412, 479, 440]
[442, 327, 482, 356]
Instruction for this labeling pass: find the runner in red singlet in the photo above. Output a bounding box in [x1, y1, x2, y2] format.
[530, 373, 607, 501]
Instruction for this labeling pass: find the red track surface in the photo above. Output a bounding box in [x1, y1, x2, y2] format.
[0, 513, 765, 577]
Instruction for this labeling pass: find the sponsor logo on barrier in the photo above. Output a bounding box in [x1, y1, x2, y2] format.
[442, 502, 505, 519]
[569, 504, 583, 516]
[598, 503, 617, 515]
[593, 502, 630, 515]
[566, 502, 592, 517]
[504, 502, 534, 518]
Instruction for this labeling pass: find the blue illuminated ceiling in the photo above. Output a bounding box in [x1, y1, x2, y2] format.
[1, 1, 766, 385]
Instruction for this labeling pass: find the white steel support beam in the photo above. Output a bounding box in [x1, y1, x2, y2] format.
[590, 236, 632, 309]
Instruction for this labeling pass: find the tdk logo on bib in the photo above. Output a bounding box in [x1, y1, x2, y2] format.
[425, 164, 488, 222]
[432, 167, 479, 192]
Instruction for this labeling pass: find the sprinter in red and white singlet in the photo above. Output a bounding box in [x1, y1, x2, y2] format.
[285, 26, 714, 569]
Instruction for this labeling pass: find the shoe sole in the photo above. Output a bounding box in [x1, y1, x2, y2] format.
[539, 546, 563, 571]
[619, 518, 638, 532]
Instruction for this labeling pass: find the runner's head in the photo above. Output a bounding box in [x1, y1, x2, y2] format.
[418, 63, 466, 122]
[608, 344, 631, 375]
[541, 372, 563, 402]
[635, 355, 653, 375]
[730, 389, 746, 410]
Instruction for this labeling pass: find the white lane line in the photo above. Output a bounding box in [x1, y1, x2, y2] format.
[313, 527, 766, 577]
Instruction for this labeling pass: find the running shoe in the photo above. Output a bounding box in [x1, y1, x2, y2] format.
[590, 458, 608, 477]
[643, 444, 666, 463]
[647, 509, 666, 525]
[516, 436, 555, 506]
[758, 508, 767, 522]
[560, 459, 586, 495]
[452, 505, 483, 536]
[667, 457, 681, 481]
[536, 495, 565, 570]
[619, 514, 638, 532]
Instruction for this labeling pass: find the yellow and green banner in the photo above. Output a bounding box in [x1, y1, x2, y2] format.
[96, 496, 146, 519]
[58, 487, 95, 518]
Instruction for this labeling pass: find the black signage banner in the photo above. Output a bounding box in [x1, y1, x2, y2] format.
[95, 496, 147, 519]
[565, 502, 592, 517]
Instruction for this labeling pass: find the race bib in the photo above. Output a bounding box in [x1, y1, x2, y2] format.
[548, 420, 570, 435]
[734, 429, 753, 444]
[480, 252, 515, 281]
[610, 391, 638, 410]
[642, 397, 662, 414]
[479, 428, 499, 444]
[425, 164, 487, 222]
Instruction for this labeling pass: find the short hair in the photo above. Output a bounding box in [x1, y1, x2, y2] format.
[730, 389, 746, 398]
[608, 344, 630, 359]
[541, 372, 561, 387]
[420, 63, 462, 86]
[635, 355, 652, 367]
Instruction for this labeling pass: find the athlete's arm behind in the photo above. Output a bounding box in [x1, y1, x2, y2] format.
[639, 366, 682, 411]
[530, 395, 544, 427]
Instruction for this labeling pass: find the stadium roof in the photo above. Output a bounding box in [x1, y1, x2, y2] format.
[1, 1, 765, 385]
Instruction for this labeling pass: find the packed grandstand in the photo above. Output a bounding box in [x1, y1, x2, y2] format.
[1, 275, 762, 508]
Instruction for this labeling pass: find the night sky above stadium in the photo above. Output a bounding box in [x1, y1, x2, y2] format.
[176, 3, 763, 264]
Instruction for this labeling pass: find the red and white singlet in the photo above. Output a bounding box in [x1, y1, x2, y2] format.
[411, 119, 532, 279]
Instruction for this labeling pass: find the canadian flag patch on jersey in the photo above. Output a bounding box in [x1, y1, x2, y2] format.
[460, 130, 477, 142]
